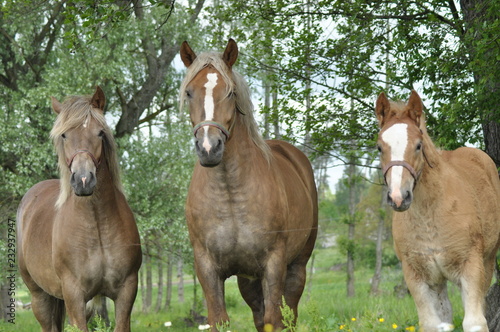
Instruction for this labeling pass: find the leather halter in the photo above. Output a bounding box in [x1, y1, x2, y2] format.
[382, 160, 419, 185]
[193, 120, 230, 139]
[67, 150, 101, 170]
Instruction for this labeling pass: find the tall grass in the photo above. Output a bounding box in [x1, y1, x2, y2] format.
[1, 247, 466, 331]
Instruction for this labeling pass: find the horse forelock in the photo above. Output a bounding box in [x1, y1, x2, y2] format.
[381, 101, 441, 169]
[50, 95, 123, 209]
[179, 51, 271, 162]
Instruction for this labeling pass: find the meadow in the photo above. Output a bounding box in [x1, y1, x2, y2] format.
[1, 247, 466, 332]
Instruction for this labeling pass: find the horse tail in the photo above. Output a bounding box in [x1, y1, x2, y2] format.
[86, 295, 111, 327]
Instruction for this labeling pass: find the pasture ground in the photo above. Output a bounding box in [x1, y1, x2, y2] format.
[1, 247, 467, 331]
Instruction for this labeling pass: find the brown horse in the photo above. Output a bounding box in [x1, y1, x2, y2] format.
[17, 87, 142, 332]
[180, 39, 318, 331]
[375, 90, 500, 332]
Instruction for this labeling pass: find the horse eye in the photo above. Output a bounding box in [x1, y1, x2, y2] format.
[416, 142, 422, 151]
[377, 144, 382, 152]
[98, 130, 105, 138]
[186, 90, 192, 98]
[61, 133, 66, 139]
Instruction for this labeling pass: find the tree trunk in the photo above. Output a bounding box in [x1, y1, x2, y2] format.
[346, 157, 356, 298]
[177, 256, 185, 303]
[142, 244, 152, 313]
[155, 251, 163, 312]
[165, 251, 173, 310]
[460, 0, 500, 167]
[370, 205, 385, 295]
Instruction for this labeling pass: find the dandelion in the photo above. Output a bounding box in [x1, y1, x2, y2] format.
[340, 324, 345, 330]
[351, 317, 356, 322]
[164, 321, 172, 327]
[263, 323, 274, 332]
[378, 318, 385, 323]
[406, 326, 416, 332]
[392, 323, 398, 329]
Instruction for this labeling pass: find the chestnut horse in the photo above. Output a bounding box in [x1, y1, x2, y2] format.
[180, 39, 318, 331]
[17, 87, 142, 332]
[375, 90, 500, 332]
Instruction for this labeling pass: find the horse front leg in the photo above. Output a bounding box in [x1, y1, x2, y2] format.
[113, 272, 139, 332]
[195, 254, 229, 331]
[61, 281, 89, 332]
[262, 250, 287, 332]
[403, 263, 450, 332]
[460, 256, 489, 332]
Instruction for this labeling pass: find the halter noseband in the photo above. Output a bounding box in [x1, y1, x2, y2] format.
[67, 150, 101, 170]
[382, 160, 419, 185]
[193, 121, 230, 139]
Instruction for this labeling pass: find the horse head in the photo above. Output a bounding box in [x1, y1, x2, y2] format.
[180, 39, 239, 167]
[375, 90, 427, 212]
[51, 87, 106, 197]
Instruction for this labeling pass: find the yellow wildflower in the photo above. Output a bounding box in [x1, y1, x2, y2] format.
[379, 318, 385, 323]
[351, 317, 356, 322]
[406, 326, 416, 332]
[392, 323, 398, 329]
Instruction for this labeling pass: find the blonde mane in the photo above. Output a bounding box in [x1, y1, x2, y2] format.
[179, 51, 272, 161]
[50, 95, 123, 209]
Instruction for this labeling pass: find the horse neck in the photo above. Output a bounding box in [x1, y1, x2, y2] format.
[214, 117, 268, 180]
[412, 140, 443, 211]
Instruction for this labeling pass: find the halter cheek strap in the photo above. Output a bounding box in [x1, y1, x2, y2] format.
[67, 150, 101, 170]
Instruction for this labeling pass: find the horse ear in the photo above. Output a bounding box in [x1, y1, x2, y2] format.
[51, 97, 62, 114]
[91, 86, 106, 112]
[222, 38, 238, 68]
[375, 92, 390, 127]
[180, 41, 197, 68]
[406, 90, 423, 126]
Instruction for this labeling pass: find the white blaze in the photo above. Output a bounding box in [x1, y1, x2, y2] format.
[381, 123, 408, 195]
[202, 73, 218, 152]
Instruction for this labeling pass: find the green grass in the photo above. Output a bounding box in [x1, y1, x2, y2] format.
[0, 247, 467, 331]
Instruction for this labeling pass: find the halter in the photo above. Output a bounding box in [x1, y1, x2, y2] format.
[382, 145, 433, 186]
[193, 121, 230, 139]
[67, 150, 101, 170]
[192, 107, 242, 140]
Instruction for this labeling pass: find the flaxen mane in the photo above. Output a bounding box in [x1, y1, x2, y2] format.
[50, 95, 123, 208]
[179, 51, 272, 161]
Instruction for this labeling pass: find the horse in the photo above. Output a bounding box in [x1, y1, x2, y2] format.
[17, 87, 142, 332]
[179, 39, 318, 331]
[375, 90, 500, 332]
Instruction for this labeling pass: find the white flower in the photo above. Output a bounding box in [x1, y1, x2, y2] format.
[164, 321, 172, 327]
[437, 322, 454, 332]
[198, 324, 211, 330]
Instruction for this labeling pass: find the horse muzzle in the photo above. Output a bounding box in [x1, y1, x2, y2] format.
[195, 135, 225, 167]
[386, 188, 413, 212]
[71, 170, 97, 196]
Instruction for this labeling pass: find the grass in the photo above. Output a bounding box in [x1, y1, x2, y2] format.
[0, 247, 467, 331]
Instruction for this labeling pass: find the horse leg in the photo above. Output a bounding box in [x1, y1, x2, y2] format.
[460, 257, 489, 332]
[403, 264, 445, 332]
[237, 276, 265, 331]
[283, 260, 308, 325]
[61, 283, 89, 332]
[30, 288, 65, 332]
[262, 250, 287, 331]
[112, 273, 139, 332]
[195, 256, 229, 331]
